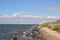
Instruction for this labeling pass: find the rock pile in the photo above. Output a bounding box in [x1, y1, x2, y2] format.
[25, 26, 45, 40]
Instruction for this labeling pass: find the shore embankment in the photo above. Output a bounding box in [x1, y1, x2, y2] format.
[10, 26, 60, 40]
[26, 25, 60, 40]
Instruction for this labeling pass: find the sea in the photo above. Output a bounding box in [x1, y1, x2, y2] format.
[0, 24, 37, 40]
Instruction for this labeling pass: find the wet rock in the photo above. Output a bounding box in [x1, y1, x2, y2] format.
[11, 36, 17, 40]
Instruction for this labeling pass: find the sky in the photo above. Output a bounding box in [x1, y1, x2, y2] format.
[0, 0, 60, 24]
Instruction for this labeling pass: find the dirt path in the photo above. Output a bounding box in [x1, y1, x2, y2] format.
[40, 27, 60, 40]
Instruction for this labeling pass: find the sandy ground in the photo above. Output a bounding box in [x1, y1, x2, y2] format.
[40, 27, 60, 40]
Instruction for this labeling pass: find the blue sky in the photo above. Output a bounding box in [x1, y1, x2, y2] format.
[0, 0, 60, 24]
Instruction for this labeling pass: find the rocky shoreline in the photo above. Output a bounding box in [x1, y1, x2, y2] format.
[10, 25, 45, 40]
[10, 25, 60, 40]
[21, 26, 60, 40]
[22, 26, 47, 40]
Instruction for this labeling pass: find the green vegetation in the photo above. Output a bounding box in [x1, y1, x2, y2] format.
[40, 20, 60, 33]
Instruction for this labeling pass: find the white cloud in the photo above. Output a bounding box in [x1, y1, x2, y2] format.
[0, 13, 60, 24]
[46, 16, 60, 19]
[11, 13, 17, 17]
[20, 14, 42, 18]
[0, 13, 60, 19]
[0, 13, 42, 19]
[2, 15, 9, 17]
[32, 16, 42, 18]
[20, 14, 32, 17]
[0, 14, 9, 18]
[0, 13, 18, 18]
